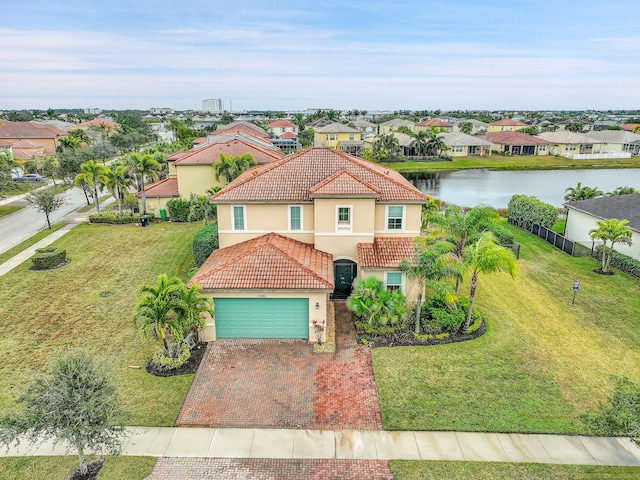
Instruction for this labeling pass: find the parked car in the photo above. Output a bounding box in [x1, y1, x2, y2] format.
[15, 174, 45, 183]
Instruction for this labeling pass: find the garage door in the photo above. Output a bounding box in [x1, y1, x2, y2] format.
[214, 298, 309, 339]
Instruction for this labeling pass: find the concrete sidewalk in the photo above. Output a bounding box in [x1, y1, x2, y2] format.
[2, 427, 640, 466]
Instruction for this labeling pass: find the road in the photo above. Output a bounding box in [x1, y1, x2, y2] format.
[0, 186, 91, 255]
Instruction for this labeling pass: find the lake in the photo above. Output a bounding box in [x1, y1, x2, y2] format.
[404, 168, 640, 208]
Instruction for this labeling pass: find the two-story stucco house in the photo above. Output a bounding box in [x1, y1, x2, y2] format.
[190, 147, 428, 342]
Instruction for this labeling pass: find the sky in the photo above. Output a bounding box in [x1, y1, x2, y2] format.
[1, 1, 639, 112]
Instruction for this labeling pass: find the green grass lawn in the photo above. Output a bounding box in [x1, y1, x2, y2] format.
[374, 224, 640, 434]
[390, 460, 640, 479]
[383, 155, 640, 173]
[0, 221, 202, 426]
[0, 456, 155, 480]
[0, 223, 67, 265]
[0, 206, 23, 218]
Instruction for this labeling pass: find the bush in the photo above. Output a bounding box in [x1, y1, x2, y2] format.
[166, 198, 191, 222]
[31, 248, 67, 270]
[431, 307, 465, 332]
[89, 212, 154, 224]
[192, 223, 219, 267]
[592, 245, 640, 279]
[151, 343, 191, 372]
[507, 194, 558, 229]
[482, 221, 514, 245]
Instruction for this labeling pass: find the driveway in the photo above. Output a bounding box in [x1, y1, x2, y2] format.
[176, 302, 382, 430]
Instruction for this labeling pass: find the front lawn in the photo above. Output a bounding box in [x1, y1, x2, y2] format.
[0, 456, 156, 480]
[374, 224, 640, 434]
[0, 221, 202, 426]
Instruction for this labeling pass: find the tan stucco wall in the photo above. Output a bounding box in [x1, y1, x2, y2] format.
[199, 290, 330, 342]
[489, 124, 525, 132]
[373, 203, 422, 236]
[313, 131, 361, 148]
[5, 136, 58, 150]
[142, 196, 173, 218]
[176, 164, 224, 198]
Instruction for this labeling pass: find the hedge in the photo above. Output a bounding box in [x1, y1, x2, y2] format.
[192, 223, 219, 267]
[31, 247, 67, 270]
[592, 245, 640, 279]
[166, 198, 191, 222]
[507, 194, 558, 229]
[89, 212, 154, 224]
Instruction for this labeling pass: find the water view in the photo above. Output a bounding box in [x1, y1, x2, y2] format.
[404, 168, 640, 209]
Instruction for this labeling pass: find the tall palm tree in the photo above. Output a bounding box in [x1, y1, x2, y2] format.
[607, 186, 638, 196]
[124, 152, 161, 215]
[589, 219, 633, 273]
[564, 182, 603, 202]
[105, 162, 134, 215]
[213, 154, 235, 184]
[400, 239, 462, 334]
[74, 160, 109, 215]
[410, 130, 431, 156]
[463, 232, 516, 328]
[174, 283, 214, 344]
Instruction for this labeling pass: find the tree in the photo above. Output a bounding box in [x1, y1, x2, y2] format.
[400, 239, 461, 334]
[589, 219, 633, 273]
[0, 351, 125, 477]
[25, 188, 67, 229]
[213, 153, 257, 184]
[410, 130, 431, 156]
[124, 152, 161, 215]
[105, 162, 134, 215]
[458, 122, 473, 135]
[565, 121, 584, 133]
[0, 150, 18, 197]
[520, 126, 540, 135]
[74, 160, 109, 216]
[564, 182, 603, 202]
[608, 186, 638, 196]
[463, 232, 516, 328]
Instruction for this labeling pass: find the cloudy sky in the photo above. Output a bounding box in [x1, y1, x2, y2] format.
[1, 1, 638, 111]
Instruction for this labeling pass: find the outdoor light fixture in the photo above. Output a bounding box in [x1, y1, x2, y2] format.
[315, 302, 320, 310]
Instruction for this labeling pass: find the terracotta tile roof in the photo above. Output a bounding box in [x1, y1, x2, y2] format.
[12, 149, 44, 159]
[213, 147, 428, 203]
[10, 139, 44, 149]
[490, 119, 527, 126]
[416, 119, 453, 127]
[482, 131, 550, 145]
[166, 151, 190, 161]
[137, 178, 179, 198]
[309, 169, 381, 197]
[174, 138, 284, 166]
[0, 121, 66, 139]
[358, 237, 416, 268]
[193, 137, 208, 145]
[74, 118, 119, 130]
[621, 124, 640, 132]
[268, 119, 296, 128]
[279, 131, 298, 138]
[215, 123, 270, 139]
[190, 233, 334, 290]
[0, 140, 12, 147]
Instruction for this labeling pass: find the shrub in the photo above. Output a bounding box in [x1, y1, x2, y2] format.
[481, 221, 515, 245]
[507, 194, 558, 229]
[151, 343, 191, 372]
[166, 198, 191, 222]
[592, 245, 640, 279]
[89, 212, 154, 224]
[31, 248, 67, 270]
[192, 223, 219, 267]
[355, 321, 396, 336]
[431, 307, 465, 332]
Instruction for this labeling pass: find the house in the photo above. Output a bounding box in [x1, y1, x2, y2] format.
[621, 124, 640, 133]
[415, 119, 453, 133]
[378, 119, 415, 135]
[267, 119, 299, 137]
[0, 121, 66, 152]
[352, 119, 378, 135]
[488, 119, 527, 132]
[481, 131, 550, 156]
[453, 119, 490, 135]
[363, 131, 414, 156]
[440, 132, 493, 157]
[584, 130, 640, 156]
[191, 147, 428, 342]
[564, 194, 640, 260]
[536, 131, 604, 157]
[312, 122, 362, 155]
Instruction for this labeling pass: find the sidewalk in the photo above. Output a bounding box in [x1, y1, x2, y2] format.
[2, 427, 640, 466]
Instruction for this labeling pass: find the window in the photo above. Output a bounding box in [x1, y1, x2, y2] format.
[386, 272, 402, 292]
[337, 206, 352, 231]
[539, 145, 546, 151]
[349, 133, 355, 140]
[329, 134, 336, 140]
[232, 205, 245, 231]
[455, 145, 464, 152]
[387, 205, 404, 230]
[289, 205, 302, 231]
[569, 144, 577, 151]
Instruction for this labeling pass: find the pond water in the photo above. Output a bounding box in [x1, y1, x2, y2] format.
[404, 168, 640, 209]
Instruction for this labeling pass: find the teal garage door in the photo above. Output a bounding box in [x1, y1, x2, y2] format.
[214, 298, 309, 339]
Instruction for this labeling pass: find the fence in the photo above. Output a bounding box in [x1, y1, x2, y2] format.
[509, 220, 591, 257]
[562, 152, 632, 160]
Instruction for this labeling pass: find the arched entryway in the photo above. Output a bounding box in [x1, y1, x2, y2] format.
[333, 259, 357, 300]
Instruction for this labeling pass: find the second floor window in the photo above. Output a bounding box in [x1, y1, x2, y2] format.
[289, 205, 302, 231]
[387, 205, 404, 230]
[232, 205, 245, 231]
[337, 206, 352, 231]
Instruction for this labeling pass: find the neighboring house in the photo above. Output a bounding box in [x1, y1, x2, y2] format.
[440, 132, 493, 157]
[271, 131, 302, 151]
[621, 124, 640, 133]
[213, 121, 271, 140]
[0, 120, 66, 152]
[140, 178, 181, 216]
[488, 119, 527, 132]
[564, 194, 640, 260]
[191, 147, 428, 342]
[267, 119, 299, 137]
[313, 122, 362, 155]
[584, 130, 640, 155]
[363, 131, 414, 156]
[415, 119, 453, 133]
[9, 140, 46, 160]
[352, 119, 378, 135]
[378, 119, 415, 135]
[453, 119, 490, 135]
[536, 131, 604, 156]
[481, 131, 550, 156]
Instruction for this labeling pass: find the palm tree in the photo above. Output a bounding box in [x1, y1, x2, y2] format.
[564, 182, 603, 202]
[74, 160, 109, 216]
[410, 130, 431, 156]
[213, 154, 235, 184]
[607, 186, 638, 196]
[589, 219, 633, 273]
[104, 162, 134, 215]
[174, 283, 214, 344]
[124, 152, 161, 215]
[463, 232, 516, 329]
[293, 113, 306, 130]
[400, 239, 462, 334]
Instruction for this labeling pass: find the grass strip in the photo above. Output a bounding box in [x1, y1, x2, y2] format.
[0, 456, 156, 480]
[0, 206, 23, 218]
[0, 222, 66, 265]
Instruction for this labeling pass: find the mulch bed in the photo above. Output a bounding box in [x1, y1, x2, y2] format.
[356, 320, 486, 348]
[593, 268, 615, 275]
[70, 460, 104, 480]
[146, 342, 207, 377]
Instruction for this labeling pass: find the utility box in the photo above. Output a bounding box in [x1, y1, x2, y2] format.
[140, 215, 149, 227]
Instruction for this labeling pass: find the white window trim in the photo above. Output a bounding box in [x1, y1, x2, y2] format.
[385, 205, 405, 232]
[385, 271, 404, 293]
[336, 205, 353, 233]
[288, 205, 303, 231]
[231, 205, 246, 231]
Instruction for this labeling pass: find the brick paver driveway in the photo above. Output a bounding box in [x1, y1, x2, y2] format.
[176, 302, 382, 430]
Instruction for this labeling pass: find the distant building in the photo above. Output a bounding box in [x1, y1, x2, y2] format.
[83, 108, 101, 115]
[150, 107, 174, 115]
[202, 99, 224, 113]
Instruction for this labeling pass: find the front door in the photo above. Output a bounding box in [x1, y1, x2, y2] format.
[333, 260, 357, 299]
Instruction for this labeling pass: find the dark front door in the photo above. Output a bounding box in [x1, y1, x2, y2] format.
[333, 260, 357, 299]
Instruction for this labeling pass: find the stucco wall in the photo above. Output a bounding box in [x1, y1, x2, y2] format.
[176, 164, 223, 198]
